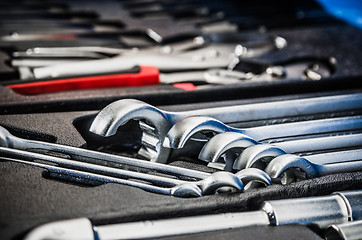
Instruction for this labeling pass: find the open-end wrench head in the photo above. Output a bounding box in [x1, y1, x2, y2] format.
[235, 168, 272, 186]
[233, 144, 286, 171]
[89, 99, 175, 163]
[90, 99, 171, 137]
[264, 154, 318, 181]
[163, 116, 235, 149]
[199, 132, 258, 163]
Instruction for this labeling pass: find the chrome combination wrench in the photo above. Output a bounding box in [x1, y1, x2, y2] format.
[264, 149, 362, 183]
[89, 93, 362, 163]
[233, 133, 362, 170]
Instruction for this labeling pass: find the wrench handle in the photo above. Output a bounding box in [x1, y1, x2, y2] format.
[7, 65, 160, 95]
[318, 160, 362, 176]
[245, 116, 362, 141]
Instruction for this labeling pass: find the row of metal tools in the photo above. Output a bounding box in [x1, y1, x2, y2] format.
[2, 92, 361, 197]
[2, 92, 362, 239]
[0, 0, 339, 94]
[4, 31, 338, 95]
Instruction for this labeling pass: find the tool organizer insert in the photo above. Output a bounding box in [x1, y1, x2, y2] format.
[0, 1, 362, 240]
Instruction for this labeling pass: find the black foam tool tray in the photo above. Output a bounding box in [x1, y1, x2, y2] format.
[1, 93, 361, 239]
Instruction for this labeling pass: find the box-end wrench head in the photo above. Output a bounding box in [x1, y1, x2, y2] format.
[265, 150, 362, 183]
[164, 115, 362, 155]
[163, 116, 244, 149]
[233, 133, 362, 171]
[198, 132, 260, 162]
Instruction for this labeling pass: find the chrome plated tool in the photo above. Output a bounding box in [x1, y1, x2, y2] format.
[164, 116, 362, 168]
[199, 132, 362, 170]
[0, 149, 270, 197]
[234, 133, 362, 170]
[90, 93, 362, 163]
[11, 33, 286, 60]
[20, 43, 244, 79]
[24, 190, 362, 239]
[0, 125, 206, 180]
[0, 125, 270, 197]
[264, 149, 362, 183]
[16, 33, 287, 79]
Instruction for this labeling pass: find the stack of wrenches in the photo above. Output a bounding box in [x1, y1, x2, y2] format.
[90, 92, 362, 161]
[162, 116, 362, 183]
[23, 189, 362, 240]
[88, 92, 362, 184]
[0, 126, 272, 197]
[3, 93, 362, 197]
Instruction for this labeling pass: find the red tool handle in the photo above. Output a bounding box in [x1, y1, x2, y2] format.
[8, 65, 160, 95]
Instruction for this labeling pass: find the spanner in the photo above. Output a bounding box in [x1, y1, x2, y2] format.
[164, 116, 362, 164]
[23, 190, 362, 239]
[90, 93, 362, 163]
[0, 148, 271, 197]
[198, 132, 362, 170]
[264, 149, 362, 183]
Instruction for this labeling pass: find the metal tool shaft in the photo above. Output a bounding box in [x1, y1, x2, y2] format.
[265, 149, 362, 179]
[0, 146, 271, 197]
[32, 44, 237, 79]
[24, 190, 362, 240]
[0, 125, 208, 180]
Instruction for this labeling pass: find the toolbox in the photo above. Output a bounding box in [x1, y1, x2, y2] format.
[0, 1, 362, 239]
